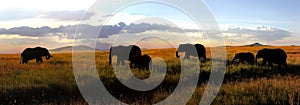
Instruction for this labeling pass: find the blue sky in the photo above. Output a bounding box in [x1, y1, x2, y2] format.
[204, 0, 300, 29]
[0, 0, 299, 53]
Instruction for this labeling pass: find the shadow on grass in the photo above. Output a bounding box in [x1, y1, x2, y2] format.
[1, 63, 299, 104]
[101, 62, 300, 104]
[199, 64, 300, 84]
[101, 68, 180, 104]
[0, 83, 86, 105]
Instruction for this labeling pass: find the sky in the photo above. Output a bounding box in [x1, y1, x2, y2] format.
[0, 0, 299, 53]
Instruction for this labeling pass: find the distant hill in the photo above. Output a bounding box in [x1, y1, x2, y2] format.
[50, 45, 99, 53]
[243, 42, 269, 47]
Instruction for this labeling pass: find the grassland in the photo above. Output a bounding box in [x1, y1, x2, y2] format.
[0, 46, 300, 104]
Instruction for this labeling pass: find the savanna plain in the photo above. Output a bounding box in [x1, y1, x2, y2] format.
[1, 46, 300, 104]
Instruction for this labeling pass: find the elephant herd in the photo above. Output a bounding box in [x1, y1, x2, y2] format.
[232, 48, 289, 70]
[20, 44, 289, 70]
[108, 44, 207, 70]
[109, 45, 151, 70]
[109, 44, 289, 71]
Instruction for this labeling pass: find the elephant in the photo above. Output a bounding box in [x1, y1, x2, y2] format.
[232, 52, 255, 65]
[256, 48, 289, 70]
[20, 47, 51, 64]
[176, 43, 206, 61]
[109, 45, 142, 67]
[131, 54, 152, 70]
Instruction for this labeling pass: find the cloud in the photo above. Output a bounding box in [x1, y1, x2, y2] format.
[0, 22, 217, 49]
[0, 22, 192, 39]
[123, 23, 184, 33]
[41, 10, 95, 21]
[0, 26, 54, 37]
[224, 26, 292, 43]
[1, 23, 292, 47]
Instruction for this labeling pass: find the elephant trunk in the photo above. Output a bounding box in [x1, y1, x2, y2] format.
[46, 54, 51, 60]
[232, 57, 237, 65]
[176, 51, 180, 58]
[109, 48, 112, 65]
[203, 54, 207, 61]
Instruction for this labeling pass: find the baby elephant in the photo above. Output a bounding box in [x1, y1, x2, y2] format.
[232, 52, 255, 65]
[131, 54, 152, 70]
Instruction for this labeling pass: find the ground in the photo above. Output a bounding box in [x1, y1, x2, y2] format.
[0, 46, 300, 104]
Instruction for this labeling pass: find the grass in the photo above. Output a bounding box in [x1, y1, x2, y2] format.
[0, 46, 300, 104]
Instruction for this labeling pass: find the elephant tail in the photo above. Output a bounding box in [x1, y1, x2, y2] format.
[176, 51, 180, 58]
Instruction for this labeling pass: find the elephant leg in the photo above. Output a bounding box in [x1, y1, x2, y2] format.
[184, 53, 190, 60]
[116, 58, 120, 65]
[234, 61, 238, 65]
[283, 62, 289, 70]
[248, 60, 253, 65]
[250, 60, 254, 65]
[40, 57, 43, 62]
[277, 64, 282, 70]
[145, 64, 149, 70]
[130, 61, 137, 68]
[240, 59, 245, 64]
[39, 57, 43, 63]
[23, 60, 28, 63]
[144, 63, 147, 70]
[22, 59, 26, 64]
[268, 61, 273, 68]
[261, 59, 267, 66]
[36, 57, 43, 63]
[182, 56, 186, 60]
[138, 64, 141, 71]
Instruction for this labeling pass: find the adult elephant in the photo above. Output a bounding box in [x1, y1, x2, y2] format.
[109, 45, 142, 67]
[256, 48, 289, 70]
[131, 54, 152, 70]
[176, 43, 206, 61]
[232, 52, 255, 65]
[20, 47, 51, 64]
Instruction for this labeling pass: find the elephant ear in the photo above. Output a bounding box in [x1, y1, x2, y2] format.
[234, 54, 239, 58]
[183, 44, 189, 51]
[177, 44, 183, 51]
[257, 48, 269, 58]
[263, 49, 270, 55]
[233, 54, 239, 60]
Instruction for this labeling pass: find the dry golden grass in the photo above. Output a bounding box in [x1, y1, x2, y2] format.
[0, 46, 300, 104]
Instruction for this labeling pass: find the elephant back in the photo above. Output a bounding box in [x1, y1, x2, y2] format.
[194, 44, 206, 58]
[21, 48, 35, 59]
[271, 49, 287, 58]
[128, 45, 142, 61]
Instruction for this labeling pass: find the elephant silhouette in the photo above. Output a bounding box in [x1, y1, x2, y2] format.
[256, 48, 289, 70]
[176, 43, 206, 61]
[131, 54, 152, 70]
[232, 52, 255, 65]
[20, 47, 51, 64]
[109, 45, 142, 67]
